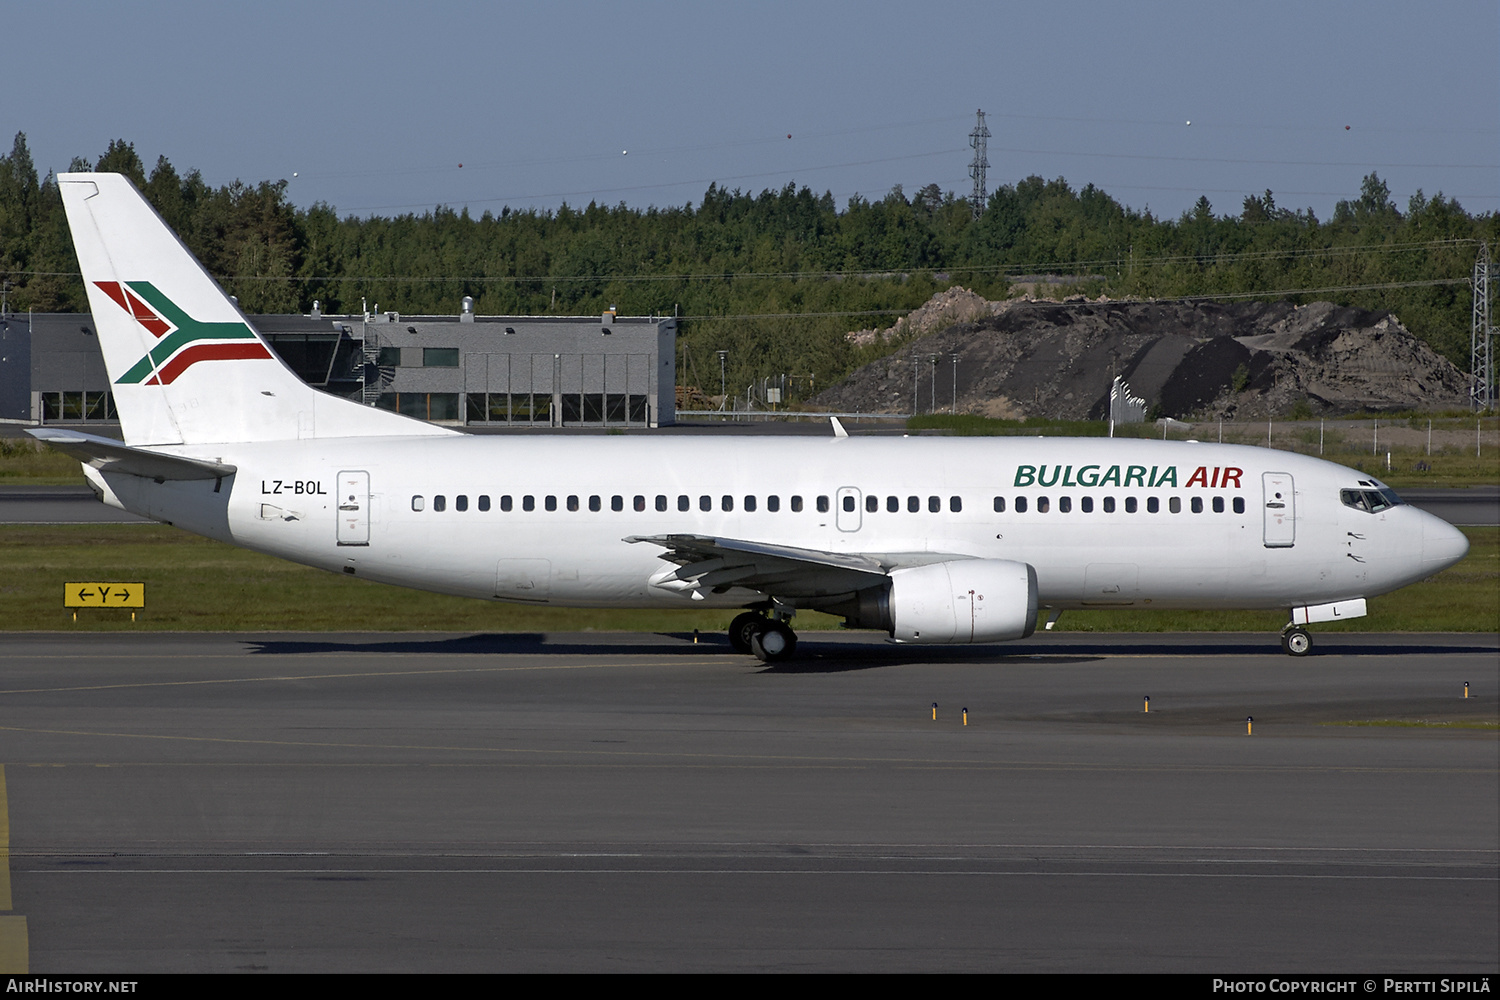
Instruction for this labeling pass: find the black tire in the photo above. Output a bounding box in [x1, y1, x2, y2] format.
[1281, 627, 1312, 657]
[749, 620, 798, 663]
[728, 612, 766, 654]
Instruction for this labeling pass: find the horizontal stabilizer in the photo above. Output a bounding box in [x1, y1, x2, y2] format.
[28, 427, 235, 481]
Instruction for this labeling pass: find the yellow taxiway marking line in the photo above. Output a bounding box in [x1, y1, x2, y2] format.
[0, 659, 729, 697]
[0, 767, 26, 973]
[0, 726, 1493, 774]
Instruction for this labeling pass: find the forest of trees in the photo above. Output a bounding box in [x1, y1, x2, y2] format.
[1, 133, 1494, 400]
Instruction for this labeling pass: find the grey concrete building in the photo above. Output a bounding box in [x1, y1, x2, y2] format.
[3, 302, 677, 428]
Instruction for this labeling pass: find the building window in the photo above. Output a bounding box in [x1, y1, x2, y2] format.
[378, 346, 402, 366]
[423, 348, 460, 367]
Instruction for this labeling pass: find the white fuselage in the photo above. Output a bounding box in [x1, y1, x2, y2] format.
[90, 434, 1467, 617]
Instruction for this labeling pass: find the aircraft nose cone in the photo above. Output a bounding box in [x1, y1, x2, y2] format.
[1421, 515, 1469, 575]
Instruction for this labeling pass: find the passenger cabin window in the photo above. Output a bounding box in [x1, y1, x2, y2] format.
[1059, 496, 1072, 513]
[908, 496, 920, 513]
[433, 495, 446, 512]
[411, 495, 425, 511]
[699, 495, 711, 512]
[478, 495, 491, 512]
[722, 495, 734, 512]
[928, 496, 940, 513]
[1015, 496, 1028, 513]
[1191, 497, 1203, 514]
[1125, 497, 1138, 513]
[1233, 497, 1245, 514]
[654, 495, 667, 512]
[817, 496, 830, 513]
[588, 495, 601, 512]
[523, 495, 535, 511]
[993, 496, 1006, 513]
[1081, 497, 1093, 513]
[1169, 497, 1181, 514]
[500, 495, 512, 512]
[843, 496, 856, 513]
[567, 495, 580, 512]
[950, 496, 962, 513]
[1146, 497, 1159, 513]
[767, 496, 780, 512]
[1212, 496, 1223, 513]
[1037, 496, 1050, 513]
[455, 495, 468, 512]
[611, 495, 623, 512]
[678, 495, 690, 512]
[863, 495, 876, 514]
[544, 496, 557, 512]
[791, 496, 804, 512]
[744, 495, 757, 512]
[887, 496, 899, 513]
[1103, 497, 1115, 513]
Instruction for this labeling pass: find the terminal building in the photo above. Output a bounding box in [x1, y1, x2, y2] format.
[0, 299, 678, 428]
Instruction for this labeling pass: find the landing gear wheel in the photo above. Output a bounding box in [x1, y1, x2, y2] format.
[749, 620, 797, 663]
[728, 612, 767, 654]
[1281, 627, 1312, 657]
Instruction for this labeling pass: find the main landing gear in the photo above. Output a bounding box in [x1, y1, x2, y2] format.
[1281, 624, 1312, 657]
[728, 611, 798, 663]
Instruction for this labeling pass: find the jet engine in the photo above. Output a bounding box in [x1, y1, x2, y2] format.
[834, 559, 1039, 644]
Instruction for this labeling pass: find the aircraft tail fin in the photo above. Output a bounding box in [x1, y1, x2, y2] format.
[57, 172, 452, 446]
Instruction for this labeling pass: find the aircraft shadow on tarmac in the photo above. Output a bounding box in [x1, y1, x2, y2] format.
[240, 632, 1490, 671]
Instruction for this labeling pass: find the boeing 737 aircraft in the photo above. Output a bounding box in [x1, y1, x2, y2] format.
[30, 173, 1471, 661]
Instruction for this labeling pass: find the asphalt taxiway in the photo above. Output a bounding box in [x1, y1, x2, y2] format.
[0, 630, 1494, 972]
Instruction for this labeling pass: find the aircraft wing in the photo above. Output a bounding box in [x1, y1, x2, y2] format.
[28, 427, 236, 481]
[625, 533, 962, 600]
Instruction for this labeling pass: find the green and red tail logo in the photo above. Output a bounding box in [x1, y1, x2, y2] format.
[96, 281, 273, 385]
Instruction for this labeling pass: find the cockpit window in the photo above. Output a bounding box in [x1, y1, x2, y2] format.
[1341, 488, 1404, 513]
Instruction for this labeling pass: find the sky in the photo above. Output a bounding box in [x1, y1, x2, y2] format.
[6, 1, 1497, 221]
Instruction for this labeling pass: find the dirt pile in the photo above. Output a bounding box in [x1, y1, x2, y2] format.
[814, 293, 1469, 418]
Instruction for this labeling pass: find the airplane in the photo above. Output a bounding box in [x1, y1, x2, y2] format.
[29, 172, 1471, 662]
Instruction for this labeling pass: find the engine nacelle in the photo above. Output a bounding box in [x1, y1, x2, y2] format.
[887, 559, 1038, 644]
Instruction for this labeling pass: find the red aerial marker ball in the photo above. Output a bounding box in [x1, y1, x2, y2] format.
[1344, 126, 1350, 130]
